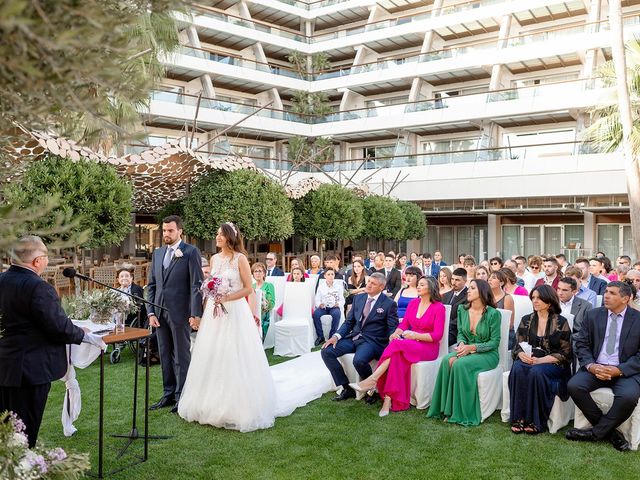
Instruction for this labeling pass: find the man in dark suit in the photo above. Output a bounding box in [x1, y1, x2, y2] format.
[442, 267, 469, 346]
[321, 272, 398, 401]
[566, 282, 640, 451]
[265, 252, 284, 277]
[0, 236, 99, 447]
[576, 257, 607, 296]
[556, 277, 592, 335]
[147, 216, 203, 412]
[376, 253, 401, 297]
[423, 253, 437, 278]
[433, 250, 447, 277]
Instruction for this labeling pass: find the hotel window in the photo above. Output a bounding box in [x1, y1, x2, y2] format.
[597, 225, 634, 257]
[152, 86, 184, 104]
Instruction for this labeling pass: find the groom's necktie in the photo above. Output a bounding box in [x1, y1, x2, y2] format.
[163, 247, 174, 270]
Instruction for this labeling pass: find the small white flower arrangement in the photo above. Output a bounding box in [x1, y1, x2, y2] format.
[174, 249, 184, 258]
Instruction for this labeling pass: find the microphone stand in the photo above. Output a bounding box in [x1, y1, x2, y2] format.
[72, 272, 171, 473]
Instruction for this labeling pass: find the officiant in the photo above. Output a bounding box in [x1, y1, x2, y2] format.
[0, 235, 103, 447]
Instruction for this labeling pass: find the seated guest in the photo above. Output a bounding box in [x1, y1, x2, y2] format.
[423, 253, 436, 277]
[307, 255, 323, 275]
[394, 266, 421, 319]
[318, 254, 344, 281]
[453, 253, 467, 270]
[251, 262, 275, 339]
[313, 268, 344, 345]
[413, 257, 424, 274]
[589, 257, 611, 285]
[601, 256, 617, 282]
[409, 252, 418, 266]
[523, 256, 544, 292]
[353, 276, 446, 416]
[321, 273, 399, 402]
[463, 255, 477, 284]
[433, 250, 447, 272]
[556, 253, 569, 274]
[116, 267, 146, 325]
[443, 268, 469, 346]
[427, 279, 501, 426]
[575, 257, 607, 296]
[489, 270, 515, 348]
[364, 250, 377, 270]
[566, 282, 640, 451]
[396, 253, 409, 277]
[378, 253, 402, 297]
[556, 277, 592, 335]
[201, 256, 211, 279]
[625, 270, 640, 310]
[566, 266, 598, 308]
[265, 253, 284, 277]
[509, 284, 572, 434]
[535, 257, 561, 290]
[514, 256, 528, 287]
[501, 268, 528, 296]
[287, 258, 309, 280]
[346, 260, 368, 314]
[438, 267, 453, 297]
[475, 265, 490, 281]
[489, 256, 504, 272]
[616, 264, 630, 282]
[372, 253, 385, 272]
[617, 255, 632, 268]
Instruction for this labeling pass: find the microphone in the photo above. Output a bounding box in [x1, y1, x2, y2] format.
[62, 267, 91, 281]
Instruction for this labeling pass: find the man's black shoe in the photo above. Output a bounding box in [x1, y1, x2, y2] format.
[150, 397, 176, 410]
[609, 430, 631, 452]
[332, 386, 356, 401]
[314, 337, 325, 347]
[565, 428, 595, 442]
[170, 404, 179, 414]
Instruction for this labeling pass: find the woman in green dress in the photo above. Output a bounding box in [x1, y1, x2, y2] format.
[427, 279, 502, 426]
[251, 262, 275, 339]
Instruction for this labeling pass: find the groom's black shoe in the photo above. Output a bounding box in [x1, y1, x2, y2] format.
[170, 404, 179, 414]
[364, 391, 380, 405]
[332, 386, 356, 401]
[608, 430, 631, 452]
[565, 428, 595, 442]
[150, 397, 176, 410]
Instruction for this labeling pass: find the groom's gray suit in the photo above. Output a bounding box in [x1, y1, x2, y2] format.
[147, 240, 203, 402]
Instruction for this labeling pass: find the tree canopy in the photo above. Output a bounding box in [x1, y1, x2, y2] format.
[397, 201, 426, 240]
[4, 156, 133, 248]
[184, 169, 293, 241]
[293, 184, 364, 240]
[360, 195, 407, 240]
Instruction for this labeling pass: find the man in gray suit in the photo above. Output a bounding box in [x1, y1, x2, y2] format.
[147, 215, 203, 413]
[557, 277, 593, 335]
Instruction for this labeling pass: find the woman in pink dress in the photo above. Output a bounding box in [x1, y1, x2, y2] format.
[352, 276, 446, 416]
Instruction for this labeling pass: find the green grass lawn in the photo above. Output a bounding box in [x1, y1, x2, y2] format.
[37, 348, 637, 480]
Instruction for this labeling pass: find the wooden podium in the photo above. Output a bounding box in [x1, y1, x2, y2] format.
[94, 327, 152, 479]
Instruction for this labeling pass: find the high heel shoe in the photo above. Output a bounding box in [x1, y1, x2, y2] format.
[349, 379, 377, 392]
[378, 408, 390, 417]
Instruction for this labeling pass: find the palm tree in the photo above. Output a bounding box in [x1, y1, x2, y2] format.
[584, 0, 640, 258]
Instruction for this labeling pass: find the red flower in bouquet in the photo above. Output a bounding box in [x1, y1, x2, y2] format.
[200, 276, 230, 317]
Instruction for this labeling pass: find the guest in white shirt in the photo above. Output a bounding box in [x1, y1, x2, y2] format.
[312, 268, 345, 345]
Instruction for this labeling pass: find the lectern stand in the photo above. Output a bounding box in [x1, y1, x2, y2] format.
[92, 327, 154, 479]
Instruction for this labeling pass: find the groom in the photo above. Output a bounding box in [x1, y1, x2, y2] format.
[147, 215, 203, 413]
[321, 272, 398, 402]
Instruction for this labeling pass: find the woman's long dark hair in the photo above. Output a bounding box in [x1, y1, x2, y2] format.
[349, 260, 366, 287]
[219, 222, 247, 255]
[465, 279, 497, 311]
[530, 284, 561, 315]
[419, 275, 442, 303]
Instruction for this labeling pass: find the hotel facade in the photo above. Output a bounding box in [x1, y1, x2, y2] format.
[136, 0, 637, 262]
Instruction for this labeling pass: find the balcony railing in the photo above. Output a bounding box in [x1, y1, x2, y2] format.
[217, 140, 595, 172]
[150, 77, 602, 125]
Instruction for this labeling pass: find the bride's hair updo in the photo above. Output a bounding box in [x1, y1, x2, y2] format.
[219, 222, 247, 255]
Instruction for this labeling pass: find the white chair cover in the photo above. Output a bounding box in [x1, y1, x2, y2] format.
[273, 282, 314, 357]
[337, 354, 378, 400]
[574, 387, 640, 450]
[410, 305, 451, 409]
[512, 295, 534, 331]
[477, 308, 511, 421]
[500, 371, 575, 433]
[263, 277, 286, 349]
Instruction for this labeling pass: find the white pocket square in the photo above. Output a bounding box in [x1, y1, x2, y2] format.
[376, 308, 384, 314]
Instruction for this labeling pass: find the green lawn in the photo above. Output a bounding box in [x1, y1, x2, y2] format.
[37, 348, 637, 479]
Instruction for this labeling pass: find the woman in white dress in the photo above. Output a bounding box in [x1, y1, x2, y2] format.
[178, 222, 276, 432]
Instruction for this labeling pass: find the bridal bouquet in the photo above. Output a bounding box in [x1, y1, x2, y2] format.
[201, 276, 230, 317]
[0, 410, 90, 479]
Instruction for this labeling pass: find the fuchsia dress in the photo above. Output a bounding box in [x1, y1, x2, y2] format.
[377, 299, 446, 411]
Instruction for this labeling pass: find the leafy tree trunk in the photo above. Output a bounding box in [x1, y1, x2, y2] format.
[610, 0, 640, 259]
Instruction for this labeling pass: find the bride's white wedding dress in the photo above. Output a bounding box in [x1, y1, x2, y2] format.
[178, 252, 276, 432]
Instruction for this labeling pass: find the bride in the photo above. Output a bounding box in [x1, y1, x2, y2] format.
[178, 222, 276, 432]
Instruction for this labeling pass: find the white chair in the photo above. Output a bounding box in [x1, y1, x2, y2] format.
[263, 277, 286, 349]
[574, 388, 640, 450]
[511, 295, 534, 331]
[500, 374, 575, 433]
[410, 305, 451, 409]
[273, 282, 314, 357]
[596, 295, 603, 307]
[337, 354, 378, 400]
[477, 308, 511, 422]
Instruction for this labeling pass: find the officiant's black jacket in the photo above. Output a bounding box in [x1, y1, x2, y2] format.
[0, 266, 85, 387]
